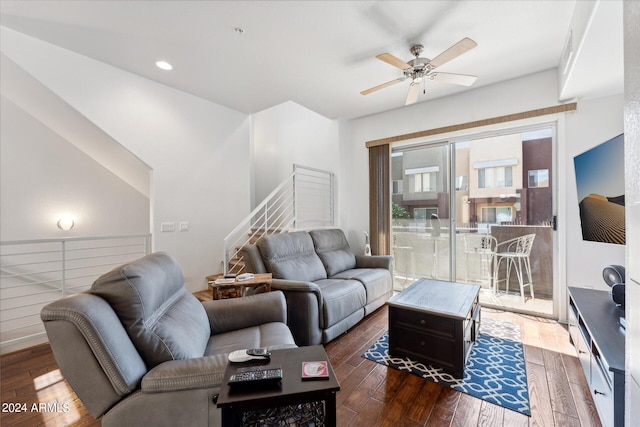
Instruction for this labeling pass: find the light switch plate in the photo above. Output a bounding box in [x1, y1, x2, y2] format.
[161, 222, 175, 232]
[179, 221, 189, 231]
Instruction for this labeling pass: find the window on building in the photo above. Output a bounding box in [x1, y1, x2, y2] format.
[392, 180, 403, 194]
[406, 166, 439, 193]
[411, 172, 436, 192]
[414, 207, 438, 220]
[528, 169, 549, 188]
[455, 175, 468, 191]
[481, 206, 513, 223]
[478, 166, 513, 188]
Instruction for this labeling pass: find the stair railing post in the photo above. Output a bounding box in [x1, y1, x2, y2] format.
[223, 244, 229, 276]
[293, 164, 298, 229]
[330, 171, 335, 226]
[61, 240, 66, 297]
[264, 199, 268, 236]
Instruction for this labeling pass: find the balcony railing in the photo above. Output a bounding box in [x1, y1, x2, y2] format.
[0, 234, 151, 353]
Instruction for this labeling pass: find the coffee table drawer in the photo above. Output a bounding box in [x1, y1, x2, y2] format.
[390, 326, 457, 371]
[393, 308, 456, 337]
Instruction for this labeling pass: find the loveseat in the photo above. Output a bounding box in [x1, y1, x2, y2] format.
[41, 252, 296, 427]
[241, 229, 393, 346]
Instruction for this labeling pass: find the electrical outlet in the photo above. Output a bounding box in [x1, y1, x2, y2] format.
[161, 222, 175, 232]
[179, 221, 189, 231]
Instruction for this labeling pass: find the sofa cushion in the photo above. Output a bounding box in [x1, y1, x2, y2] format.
[204, 323, 297, 356]
[314, 278, 366, 328]
[90, 252, 210, 368]
[331, 268, 391, 305]
[309, 229, 356, 276]
[257, 231, 327, 282]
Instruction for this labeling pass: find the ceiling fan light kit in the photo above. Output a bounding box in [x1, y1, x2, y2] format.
[362, 37, 478, 106]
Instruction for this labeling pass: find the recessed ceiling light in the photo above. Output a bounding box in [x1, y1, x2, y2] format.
[155, 60, 173, 71]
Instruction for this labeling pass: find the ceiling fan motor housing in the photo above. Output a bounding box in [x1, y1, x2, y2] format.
[405, 58, 432, 82]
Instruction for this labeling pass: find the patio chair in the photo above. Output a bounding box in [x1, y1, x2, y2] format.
[462, 234, 498, 289]
[493, 233, 536, 303]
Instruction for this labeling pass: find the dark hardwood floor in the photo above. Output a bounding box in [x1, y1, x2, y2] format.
[1, 306, 602, 427]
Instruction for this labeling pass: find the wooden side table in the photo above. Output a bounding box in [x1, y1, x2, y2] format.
[206, 273, 272, 300]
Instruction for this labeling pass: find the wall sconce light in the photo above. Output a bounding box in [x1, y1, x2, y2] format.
[57, 217, 75, 231]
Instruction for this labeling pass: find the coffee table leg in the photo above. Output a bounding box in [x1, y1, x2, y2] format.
[221, 407, 237, 427]
[325, 392, 337, 427]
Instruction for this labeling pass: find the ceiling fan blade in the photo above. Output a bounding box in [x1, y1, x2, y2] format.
[360, 78, 405, 95]
[376, 53, 412, 70]
[432, 72, 478, 86]
[405, 82, 420, 105]
[429, 37, 477, 68]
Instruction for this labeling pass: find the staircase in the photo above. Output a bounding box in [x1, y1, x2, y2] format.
[223, 165, 335, 275]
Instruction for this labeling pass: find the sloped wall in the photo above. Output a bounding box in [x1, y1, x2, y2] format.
[1, 96, 149, 240]
[1, 27, 251, 291]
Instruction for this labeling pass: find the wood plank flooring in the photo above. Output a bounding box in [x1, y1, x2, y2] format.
[1, 306, 601, 426]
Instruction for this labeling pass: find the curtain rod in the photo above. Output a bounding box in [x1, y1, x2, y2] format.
[365, 102, 577, 148]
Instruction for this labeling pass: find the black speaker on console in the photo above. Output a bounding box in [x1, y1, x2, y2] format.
[603, 265, 626, 308]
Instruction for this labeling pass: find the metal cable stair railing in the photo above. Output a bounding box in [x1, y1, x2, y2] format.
[223, 164, 335, 275]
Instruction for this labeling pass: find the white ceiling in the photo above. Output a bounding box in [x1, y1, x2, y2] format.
[0, 1, 622, 120]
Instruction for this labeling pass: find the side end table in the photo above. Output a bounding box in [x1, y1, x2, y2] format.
[207, 273, 272, 300]
[217, 345, 340, 427]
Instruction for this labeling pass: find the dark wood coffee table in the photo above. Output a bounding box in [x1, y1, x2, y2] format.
[387, 278, 481, 378]
[217, 345, 340, 426]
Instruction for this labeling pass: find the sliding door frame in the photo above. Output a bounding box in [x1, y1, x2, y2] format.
[374, 110, 570, 320]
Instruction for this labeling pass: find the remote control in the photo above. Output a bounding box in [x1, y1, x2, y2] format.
[228, 348, 271, 363]
[228, 366, 283, 387]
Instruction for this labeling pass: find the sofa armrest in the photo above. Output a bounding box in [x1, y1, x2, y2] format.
[240, 244, 268, 274]
[202, 290, 288, 335]
[270, 279, 324, 346]
[271, 278, 321, 295]
[41, 293, 147, 395]
[141, 354, 228, 392]
[355, 255, 393, 271]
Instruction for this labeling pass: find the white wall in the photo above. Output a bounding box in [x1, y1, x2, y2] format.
[339, 69, 625, 318]
[564, 94, 625, 291]
[0, 96, 149, 240]
[251, 101, 339, 208]
[1, 27, 251, 292]
[624, 0, 640, 423]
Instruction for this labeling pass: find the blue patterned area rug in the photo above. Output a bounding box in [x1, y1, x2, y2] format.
[362, 318, 530, 416]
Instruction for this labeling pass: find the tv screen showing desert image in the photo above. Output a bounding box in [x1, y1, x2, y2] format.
[573, 133, 625, 245]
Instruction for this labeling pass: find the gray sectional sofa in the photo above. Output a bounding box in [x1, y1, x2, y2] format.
[241, 228, 393, 346]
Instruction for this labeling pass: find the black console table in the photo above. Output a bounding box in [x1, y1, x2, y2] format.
[567, 287, 625, 427]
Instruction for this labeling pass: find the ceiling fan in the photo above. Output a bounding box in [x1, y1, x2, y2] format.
[361, 38, 478, 105]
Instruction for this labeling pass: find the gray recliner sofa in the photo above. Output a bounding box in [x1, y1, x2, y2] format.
[40, 252, 296, 427]
[241, 229, 393, 346]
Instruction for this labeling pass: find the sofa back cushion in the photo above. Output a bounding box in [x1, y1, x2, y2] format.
[91, 252, 210, 368]
[257, 231, 327, 282]
[309, 229, 357, 277]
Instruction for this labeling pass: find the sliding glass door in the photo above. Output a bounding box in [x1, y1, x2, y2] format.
[391, 126, 555, 316]
[391, 143, 451, 288]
